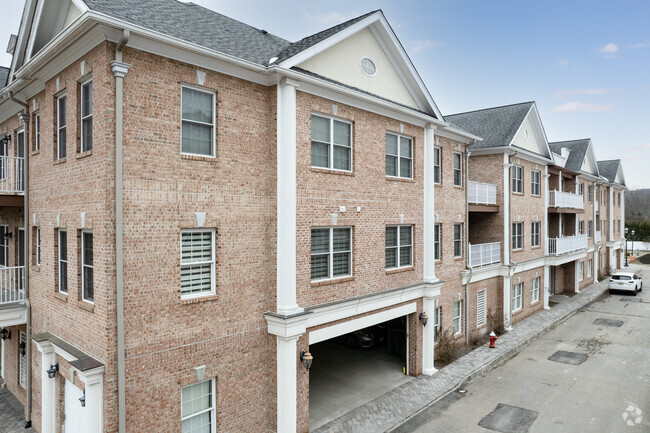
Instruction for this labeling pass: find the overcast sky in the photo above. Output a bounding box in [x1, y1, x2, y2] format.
[2, 0, 649, 188]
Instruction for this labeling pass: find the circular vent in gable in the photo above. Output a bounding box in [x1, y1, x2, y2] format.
[360, 57, 377, 77]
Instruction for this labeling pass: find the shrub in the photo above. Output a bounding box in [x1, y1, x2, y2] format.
[436, 329, 459, 364]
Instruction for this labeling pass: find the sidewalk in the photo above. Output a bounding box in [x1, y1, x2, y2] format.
[0, 381, 34, 433]
[314, 277, 611, 433]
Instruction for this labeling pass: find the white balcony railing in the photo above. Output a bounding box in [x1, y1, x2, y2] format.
[548, 235, 588, 256]
[0, 156, 25, 194]
[469, 242, 501, 267]
[595, 230, 602, 243]
[548, 190, 584, 209]
[0, 266, 25, 305]
[468, 181, 497, 205]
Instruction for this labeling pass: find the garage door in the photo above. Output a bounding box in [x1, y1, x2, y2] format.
[64, 380, 86, 433]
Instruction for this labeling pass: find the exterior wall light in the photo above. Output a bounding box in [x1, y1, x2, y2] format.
[300, 350, 313, 371]
[0, 328, 10, 340]
[47, 363, 59, 379]
[79, 391, 86, 407]
[3, 231, 12, 238]
[1, 134, 10, 146]
[419, 312, 429, 327]
[18, 341, 25, 356]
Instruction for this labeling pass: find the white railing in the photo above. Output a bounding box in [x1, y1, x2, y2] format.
[0, 266, 25, 305]
[469, 242, 501, 267]
[595, 230, 602, 243]
[548, 235, 588, 256]
[548, 190, 584, 209]
[468, 181, 497, 205]
[0, 156, 25, 194]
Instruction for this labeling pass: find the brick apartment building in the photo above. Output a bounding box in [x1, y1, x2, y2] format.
[0, 1, 627, 433]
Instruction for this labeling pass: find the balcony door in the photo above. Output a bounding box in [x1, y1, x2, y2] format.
[16, 129, 24, 192]
[549, 267, 555, 295]
[17, 228, 24, 291]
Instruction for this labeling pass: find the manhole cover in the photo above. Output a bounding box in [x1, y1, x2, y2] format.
[548, 350, 588, 365]
[478, 403, 538, 432]
[593, 318, 623, 327]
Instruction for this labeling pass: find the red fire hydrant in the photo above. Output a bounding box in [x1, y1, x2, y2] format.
[489, 331, 498, 348]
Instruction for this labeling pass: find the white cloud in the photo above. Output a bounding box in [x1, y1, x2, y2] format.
[305, 11, 348, 26]
[599, 42, 619, 57]
[553, 102, 614, 113]
[630, 42, 650, 48]
[410, 39, 443, 53]
[555, 88, 617, 97]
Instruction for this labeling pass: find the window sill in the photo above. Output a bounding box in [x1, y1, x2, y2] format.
[311, 275, 354, 287]
[31, 266, 40, 272]
[531, 300, 540, 305]
[181, 153, 217, 163]
[454, 257, 464, 261]
[386, 176, 415, 183]
[181, 293, 219, 305]
[434, 182, 442, 187]
[453, 185, 464, 189]
[531, 246, 542, 250]
[310, 167, 354, 176]
[54, 292, 68, 303]
[385, 266, 414, 275]
[512, 308, 523, 315]
[512, 192, 524, 196]
[76, 150, 93, 159]
[30, 150, 40, 157]
[53, 158, 67, 165]
[77, 301, 94, 313]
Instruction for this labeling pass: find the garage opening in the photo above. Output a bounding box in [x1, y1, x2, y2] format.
[308, 316, 413, 431]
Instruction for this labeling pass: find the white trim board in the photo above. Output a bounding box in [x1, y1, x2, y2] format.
[309, 302, 416, 345]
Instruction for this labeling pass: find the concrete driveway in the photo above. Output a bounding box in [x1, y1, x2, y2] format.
[401, 265, 650, 433]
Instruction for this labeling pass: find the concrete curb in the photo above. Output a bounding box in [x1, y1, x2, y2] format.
[385, 281, 609, 433]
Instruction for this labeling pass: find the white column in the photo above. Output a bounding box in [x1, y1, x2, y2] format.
[594, 248, 599, 283]
[79, 367, 105, 433]
[503, 154, 511, 264]
[277, 336, 298, 433]
[574, 262, 580, 293]
[621, 188, 625, 240]
[609, 187, 614, 240]
[36, 341, 56, 433]
[423, 124, 436, 283]
[503, 275, 512, 331]
[276, 77, 301, 314]
[544, 169, 549, 256]
[543, 265, 550, 309]
[422, 296, 437, 375]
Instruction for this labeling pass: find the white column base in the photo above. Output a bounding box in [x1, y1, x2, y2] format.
[79, 367, 105, 433]
[277, 336, 298, 433]
[422, 296, 436, 376]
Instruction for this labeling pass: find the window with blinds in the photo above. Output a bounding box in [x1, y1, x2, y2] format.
[477, 289, 486, 327]
[181, 230, 215, 297]
[311, 227, 352, 281]
[385, 225, 412, 269]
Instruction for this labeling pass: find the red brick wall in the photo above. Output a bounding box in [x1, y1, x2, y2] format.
[510, 266, 545, 325]
[510, 157, 546, 262]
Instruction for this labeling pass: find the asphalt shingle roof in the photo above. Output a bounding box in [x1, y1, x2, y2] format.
[0, 67, 8, 89]
[82, 0, 291, 65]
[548, 139, 590, 172]
[597, 159, 621, 183]
[445, 102, 534, 150]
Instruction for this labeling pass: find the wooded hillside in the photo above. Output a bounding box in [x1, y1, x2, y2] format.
[626, 189, 650, 222]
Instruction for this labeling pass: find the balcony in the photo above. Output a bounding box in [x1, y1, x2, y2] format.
[0, 266, 26, 327]
[0, 157, 25, 206]
[548, 235, 588, 256]
[595, 230, 602, 243]
[468, 181, 498, 212]
[548, 190, 584, 213]
[469, 242, 501, 267]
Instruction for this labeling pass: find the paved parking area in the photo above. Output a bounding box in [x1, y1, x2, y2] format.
[0, 383, 33, 433]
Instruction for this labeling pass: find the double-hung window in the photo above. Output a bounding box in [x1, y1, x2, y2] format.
[181, 86, 215, 157]
[434, 223, 440, 261]
[588, 220, 593, 238]
[34, 113, 40, 151]
[531, 277, 540, 303]
[19, 332, 26, 388]
[587, 185, 592, 202]
[81, 80, 93, 152]
[180, 230, 215, 298]
[453, 152, 462, 186]
[511, 283, 522, 312]
[57, 94, 67, 159]
[512, 165, 523, 193]
[531, 222, 540, 247]
[433, 146, 441, 184]
[58, 230, 68, 293]
[587, 259, 592, 277]
[579, 261, 584, 281]
[531, 170, 541, 196]
[477, 289, 487, 327]
[36, 227, 41, 266]
[181, 380, 215, 433]
[512, 222, 523, 250]
[386, 132, 412, 179]
[579, 182, 584, 197]
[310, 227, 352, 281]
[385, 225, 412, 269]
[579, 221, 584, 235]
[453, 300, 462, 334]
[311, 114, 351, 171]
[82, 232, 93, 302]
[433, 306, 441, 343]
[0, 225, 7, 266]
[453, 223, 462, 257]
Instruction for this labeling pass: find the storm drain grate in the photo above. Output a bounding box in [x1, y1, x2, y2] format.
[593, 318, 624, 327]
[478, 403, 538, 432]
[548, 350, 588, 365]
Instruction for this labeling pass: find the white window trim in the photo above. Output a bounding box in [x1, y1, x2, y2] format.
[588, 220, 593, 238]
[58, 229, 67, 294]
[311, 113, 353, 173]
[512, 165, 523, 194]
[453, 300, 462, 335]
[386, 132, 413, 179]
[434, 223, 440, 261]
[579, 221, 584, 235]
[57, 93, 66, 160]
[579, 262, 584, 281]
[512, 222, 523, 251]
[81, 230, 94, 304]
[34, 112, 40, 151]
[531, 170, 541, 196]
[310, 226, 353, 282]
[531, 222, 540, 247]
[180, 228, 216, 299]
[80, 78, 93, 152]
[0, 225, 8, 267]
[531, 277, 540, 304]
[181, 379, 216, 433]
[359, 57, 377, 77]
[433, 306, 441, 344]
[477, 289, 487, 327]
[19, 332, 26, 388]
[36, 227, 40, 266]
[587, 259, 592, 277]
[453, 152, 463, 187]
[512, 283, 523, 312]
[385, 225, 413, 270]
[180, 84, 217, 158]
[433, 146, 441, 184]
[453, 223, 463, 258]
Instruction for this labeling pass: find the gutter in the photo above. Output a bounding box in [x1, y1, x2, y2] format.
[113, 29, 130, 433]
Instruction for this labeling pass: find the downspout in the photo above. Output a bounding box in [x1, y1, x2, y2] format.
[112, 30, 130, 433]
[464, 150, 472, 345]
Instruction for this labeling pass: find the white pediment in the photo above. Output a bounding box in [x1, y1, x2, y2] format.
[510, 105, 551, 159]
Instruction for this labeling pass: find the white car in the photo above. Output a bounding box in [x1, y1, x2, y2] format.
[608, 272, 643, 295]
